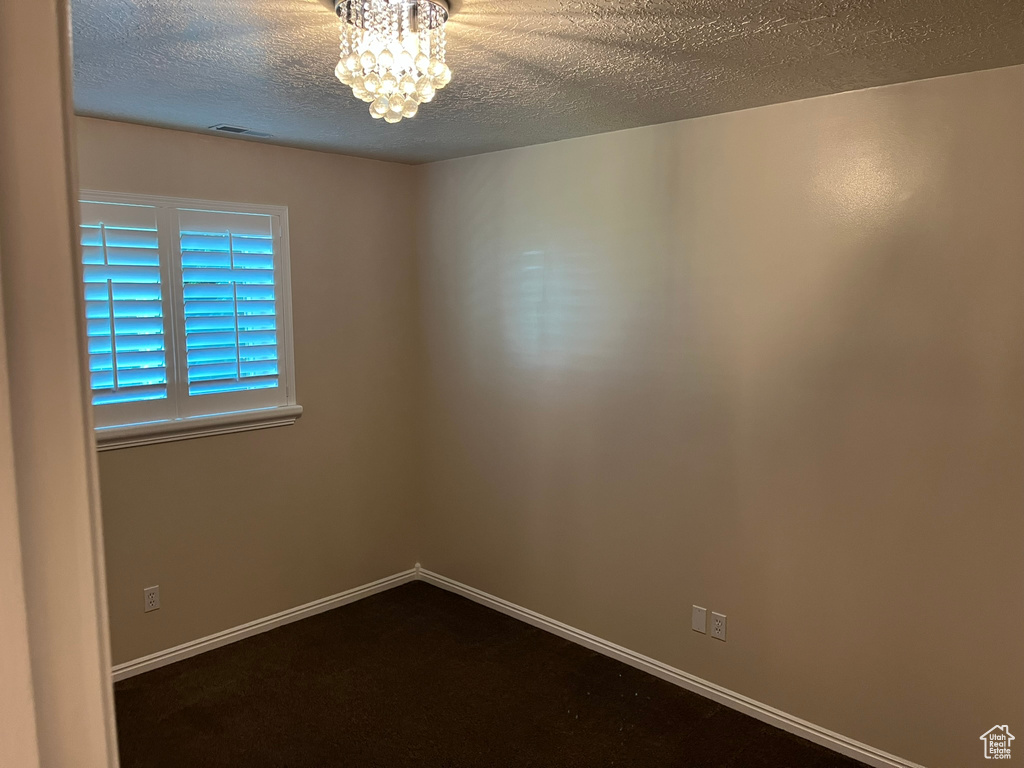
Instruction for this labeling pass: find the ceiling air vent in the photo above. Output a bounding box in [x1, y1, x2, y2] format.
[208, 124, 272, 138]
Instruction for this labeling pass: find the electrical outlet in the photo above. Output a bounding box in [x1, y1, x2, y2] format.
[711, 612, 727, 641]
[691, 605, 707, 634]
[144, 585, 160, 613]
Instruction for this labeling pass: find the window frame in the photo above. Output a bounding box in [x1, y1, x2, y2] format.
[79, 190, 301, 450]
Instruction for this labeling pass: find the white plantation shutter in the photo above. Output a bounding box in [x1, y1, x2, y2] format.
[174, 208, 285, 415]
[79, 200, 175, 427]
[78, 192, 296, 439]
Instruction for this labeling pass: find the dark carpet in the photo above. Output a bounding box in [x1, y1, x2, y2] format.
[115, 581, 867, 767]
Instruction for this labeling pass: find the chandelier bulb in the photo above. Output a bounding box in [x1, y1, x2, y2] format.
[364, 72, 382, 94]
[399, 73, 417, 95]
[415, 77, 435, 102]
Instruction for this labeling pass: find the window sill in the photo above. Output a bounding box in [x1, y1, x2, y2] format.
[95, 405, 303, 451]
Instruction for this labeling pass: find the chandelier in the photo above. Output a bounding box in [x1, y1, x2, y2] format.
[334, 0, 452, 124]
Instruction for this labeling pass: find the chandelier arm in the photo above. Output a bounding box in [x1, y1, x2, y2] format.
[335, 0, 451, 24]
[320, 0, 457, 17]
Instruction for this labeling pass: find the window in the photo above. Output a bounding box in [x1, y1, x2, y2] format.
[79, 191, 300, 449]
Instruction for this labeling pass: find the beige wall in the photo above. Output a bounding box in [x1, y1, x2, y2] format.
[0, 269, 41, 768]
[416, 65, 1024, 768]
[1, 1, 118, 764]
[76, 117, 422, 664]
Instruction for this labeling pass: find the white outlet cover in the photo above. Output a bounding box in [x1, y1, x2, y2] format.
[144, 585, 160, 613]
[691, 605, 707, 633]
[711, 611, 727, 641]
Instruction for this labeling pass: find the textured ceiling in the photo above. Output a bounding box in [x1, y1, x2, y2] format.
[70, 0, 1024, 164]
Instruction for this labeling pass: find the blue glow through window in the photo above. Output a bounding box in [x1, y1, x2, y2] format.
[180, 224, 279, 397]
[80, 211, 168, 406]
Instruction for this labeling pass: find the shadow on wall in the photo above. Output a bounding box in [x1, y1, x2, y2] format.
[421, 127, 741, 615]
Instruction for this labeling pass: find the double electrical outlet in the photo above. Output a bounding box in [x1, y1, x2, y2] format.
[691, 605, 726, 641]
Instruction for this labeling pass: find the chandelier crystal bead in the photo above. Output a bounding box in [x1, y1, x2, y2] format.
[335, 0, 451, 125]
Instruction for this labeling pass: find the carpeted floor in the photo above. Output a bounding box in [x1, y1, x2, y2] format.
[115, 581, 867, 767]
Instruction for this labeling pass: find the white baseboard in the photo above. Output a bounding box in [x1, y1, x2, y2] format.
[417, 567, 926, 768]
[111, 568, 417, 682]
[111, 563, 924, 768]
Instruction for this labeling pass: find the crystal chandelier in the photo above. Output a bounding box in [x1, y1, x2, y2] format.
[334, 0, 452, 124]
